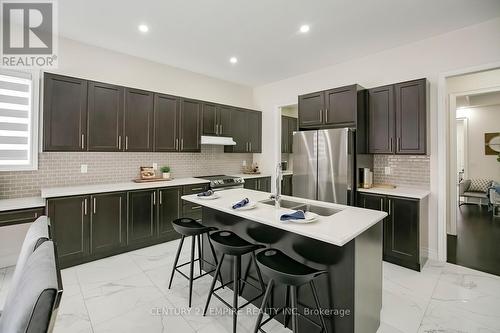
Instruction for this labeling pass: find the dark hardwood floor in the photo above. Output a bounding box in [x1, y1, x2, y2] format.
[447, 204, 500, 276]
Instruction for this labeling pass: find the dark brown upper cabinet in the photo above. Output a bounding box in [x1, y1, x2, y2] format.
[202, 103, 233, 137]
[298, 91, 323, 127]
[247, 111, 262, 153]
[298, 84, 365, 130]
[87, 82, 124, 151]
[368, 78, 427, 155]
[43, 73, 88, 151]
[368, 85, 395, 154]
[179, 98, 202, 152]
[282, 116, 297, 153]
[154, 93, 179, 152]
[395, 79, 427, 155]
[42, 73, 261, 153]
[202, 102, 217, 136]
[124, 88, 154, 152]
[225, 109, 261, 153]
[324, 85, 357, 126]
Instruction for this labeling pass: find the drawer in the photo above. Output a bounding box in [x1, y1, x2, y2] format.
[182, 183, 210, 195]
[182, 202, 203, 221]
[0, 207, 46, 227]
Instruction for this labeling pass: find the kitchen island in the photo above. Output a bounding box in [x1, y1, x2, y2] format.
[182, 188, 387, 333]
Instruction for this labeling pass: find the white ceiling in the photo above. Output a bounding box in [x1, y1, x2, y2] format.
[58, 0, 500, 86]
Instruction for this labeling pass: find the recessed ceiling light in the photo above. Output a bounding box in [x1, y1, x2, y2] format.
[299, 24, 310, 33]
[138, 24, 149, 33]
[229, 57, 238, 64]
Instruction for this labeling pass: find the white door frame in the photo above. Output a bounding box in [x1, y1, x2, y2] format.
[437, 61, 500, 262]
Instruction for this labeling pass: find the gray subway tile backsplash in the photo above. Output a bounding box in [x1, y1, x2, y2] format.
[373, 155, 430, 188]
[0, 146, 252, 199]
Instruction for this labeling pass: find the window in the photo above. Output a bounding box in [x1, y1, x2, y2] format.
[0, 70, 38, 171]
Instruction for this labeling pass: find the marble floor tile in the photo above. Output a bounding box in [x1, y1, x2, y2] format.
[0, 266, 14, 309]
[83, 272, 164, 325]
[76, 254, 143, 291]
[93, 297, 195, 333]
[3, 241, 500, 333]
[53, 292, 93, 333]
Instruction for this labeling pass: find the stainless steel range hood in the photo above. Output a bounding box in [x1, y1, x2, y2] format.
[201, 136, 236, 145]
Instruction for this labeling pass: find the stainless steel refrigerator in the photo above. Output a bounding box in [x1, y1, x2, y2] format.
[292, 128, 370, 205]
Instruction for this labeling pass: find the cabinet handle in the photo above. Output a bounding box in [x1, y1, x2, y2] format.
[175, 138, 179, 151]
[191, 205, 201, 210]
[125, 136, 129, 150]
[249, 142, 252, 152]
[363, 198, 366, 207]
[181, 138, 184, 151]
[220, 125, 223, 135]
[93, 197, 96, 214]
[388, 199, 391, 215]
[325, 108, 328, 123]
[215, 123, 218, 135]
[153, 192, 156, 205]
[118, 136, 122, 150]
[83, 198, 87, 215]
[159, 191, 162, 205]
[380, 198, 383, 211]
[191, 187, 204, 191]
[81, 134, 85, 150]
[319, 109, 323, 123]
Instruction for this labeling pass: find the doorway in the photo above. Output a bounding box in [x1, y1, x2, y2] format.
[445, 69, 500, 275]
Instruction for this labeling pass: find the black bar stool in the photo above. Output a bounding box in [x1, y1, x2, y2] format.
[253, 248, 328, 333]
[203, 230, 266, 333]
[168, 217, 222, 307]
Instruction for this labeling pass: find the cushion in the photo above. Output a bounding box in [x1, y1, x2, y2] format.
[3, 216, 50, 311]
[468, 179, 492, 193]
[0, 241, 61, 333]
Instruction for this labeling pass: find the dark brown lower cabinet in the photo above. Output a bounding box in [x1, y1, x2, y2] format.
[357, 192, 424, 271]
[0, 207, 45, 227]
[48, 196, 90, 268]
[47, 185, 198, 268]
[158, 187, 181, 239]
[384, 196, 420, 269]
[127, 190, 156, 246]
[90, 192, 126, 255]
[281, 174, 293, 196]
[244, 177, 271, 192]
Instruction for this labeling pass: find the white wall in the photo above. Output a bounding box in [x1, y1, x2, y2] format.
[52, 37, 255, 108]
[252, 17, 500, 260]
[464, 104, 500, 181]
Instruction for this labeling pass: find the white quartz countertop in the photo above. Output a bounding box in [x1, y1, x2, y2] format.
[0, 197, 46, 212]
[357, 187, 430, 199]
[41, 177, 209, 198]
[182, 188, 387, 246]
[231, 173, 272, 179]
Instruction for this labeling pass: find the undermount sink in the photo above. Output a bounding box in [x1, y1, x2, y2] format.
[259, 199, 341, 217]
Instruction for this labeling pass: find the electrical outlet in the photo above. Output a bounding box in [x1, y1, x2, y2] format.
[384, 166, 391, 175]
[81, 164, 88, 173]
[152, 163, 158, 170]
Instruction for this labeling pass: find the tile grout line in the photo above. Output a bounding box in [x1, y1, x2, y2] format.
[74, 268, 96, 333]
[416, 264, 445, 331]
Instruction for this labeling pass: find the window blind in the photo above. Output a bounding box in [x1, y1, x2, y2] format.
[0, 71, 32, 166]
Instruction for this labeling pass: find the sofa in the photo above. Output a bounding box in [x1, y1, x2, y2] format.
[459, 179, 492, 206]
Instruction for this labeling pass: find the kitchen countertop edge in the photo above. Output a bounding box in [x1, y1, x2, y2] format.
[357, 187, 430, 199]
[0, 197, 46, 212]
[41, 177, 210, 199]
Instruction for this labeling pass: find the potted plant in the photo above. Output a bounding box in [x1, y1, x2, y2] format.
[160, 166, 171, 179]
